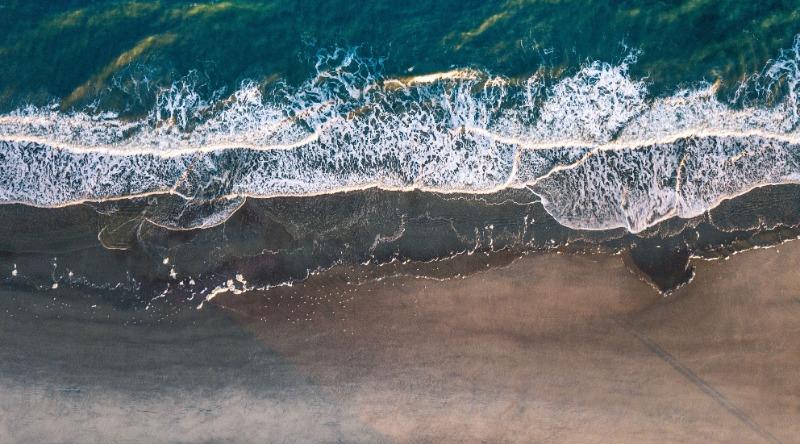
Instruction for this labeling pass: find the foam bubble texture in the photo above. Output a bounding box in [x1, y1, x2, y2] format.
[3, 41, 800, 233]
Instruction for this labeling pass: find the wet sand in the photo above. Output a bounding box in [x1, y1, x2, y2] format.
[2, 242, 800, 442]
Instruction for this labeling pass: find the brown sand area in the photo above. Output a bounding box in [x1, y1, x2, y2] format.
[218, 243, 800, 443]
[2, 241, 798, 442]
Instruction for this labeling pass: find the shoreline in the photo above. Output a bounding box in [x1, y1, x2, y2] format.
[3, 182, 800, 300]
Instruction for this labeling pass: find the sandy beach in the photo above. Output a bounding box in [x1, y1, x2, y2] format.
[3, 240, 798, 442]
[215, 243, 799, 443]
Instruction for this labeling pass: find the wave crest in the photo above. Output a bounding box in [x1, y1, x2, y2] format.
[3, 40, 800, 233]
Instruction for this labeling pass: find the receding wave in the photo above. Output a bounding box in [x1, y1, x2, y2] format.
[3, 40, 800, 233]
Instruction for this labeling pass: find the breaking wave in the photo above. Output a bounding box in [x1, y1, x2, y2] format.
[3, 39, 800, 233]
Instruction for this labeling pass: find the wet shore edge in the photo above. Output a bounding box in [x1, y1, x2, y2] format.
[2, 183, 800, 304]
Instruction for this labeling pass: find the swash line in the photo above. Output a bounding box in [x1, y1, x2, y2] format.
[1, 125, 798, 157]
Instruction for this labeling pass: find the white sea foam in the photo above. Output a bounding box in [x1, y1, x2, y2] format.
[3, 42, 800, 233]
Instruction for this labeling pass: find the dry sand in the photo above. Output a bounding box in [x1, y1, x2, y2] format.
[219, 244, 800, 443]
[2, 242, 799, 443]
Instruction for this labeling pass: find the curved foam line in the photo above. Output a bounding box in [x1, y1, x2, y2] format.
[141, 197, 248, 232]
[3, 127, 799, 157]
[2, 130, 798, 217]
[5, 172, 800, 236]
[0, 181, 532, 210]
[546, 178, 800, 233]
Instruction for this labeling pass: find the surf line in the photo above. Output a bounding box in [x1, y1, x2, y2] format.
[1, 125, 797, 157]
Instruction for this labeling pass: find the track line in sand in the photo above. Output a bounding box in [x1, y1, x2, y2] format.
[620, 321, 781, 444]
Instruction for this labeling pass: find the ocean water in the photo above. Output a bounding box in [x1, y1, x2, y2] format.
[2, 2, 800, 442]
[3, 1, 800, 295]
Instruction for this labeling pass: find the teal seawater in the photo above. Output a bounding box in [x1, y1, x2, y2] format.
[1, 0, 799, 109]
